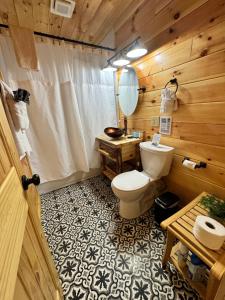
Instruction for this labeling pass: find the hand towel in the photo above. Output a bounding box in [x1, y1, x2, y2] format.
[160, 87, 178, 113]
[0, 81, 29, 131]
[0, 80, 32, 159]
[9, 25, 39, 70]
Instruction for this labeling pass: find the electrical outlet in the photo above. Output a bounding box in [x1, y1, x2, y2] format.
[151, 116, 160, 127]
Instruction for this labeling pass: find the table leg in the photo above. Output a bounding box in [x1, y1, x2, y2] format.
[162, 230, 176, 268]
[206, 266, 221, 300]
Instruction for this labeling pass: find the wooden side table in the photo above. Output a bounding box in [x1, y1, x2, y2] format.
[161, 192, 225, 300]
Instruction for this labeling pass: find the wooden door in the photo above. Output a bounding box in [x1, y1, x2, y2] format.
[0, 92, 63, 299]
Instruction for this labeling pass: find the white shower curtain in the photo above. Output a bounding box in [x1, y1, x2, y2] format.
[0, 36, 117, 186]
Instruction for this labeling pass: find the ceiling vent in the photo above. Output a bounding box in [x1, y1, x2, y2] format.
[50, 0, 75, 18]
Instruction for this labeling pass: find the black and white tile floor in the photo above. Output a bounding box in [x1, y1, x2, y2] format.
[41, 175, 200, 300]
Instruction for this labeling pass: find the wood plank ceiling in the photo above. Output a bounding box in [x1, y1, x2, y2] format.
[0, 0, 224, 50]
[0, 0, 145, 47]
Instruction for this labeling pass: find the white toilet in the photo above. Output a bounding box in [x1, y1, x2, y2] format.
[111, 141, 174, 219]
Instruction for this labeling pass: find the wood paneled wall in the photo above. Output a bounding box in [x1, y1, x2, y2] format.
[115, 0, 225, 52]
[119, 20, 225, 205]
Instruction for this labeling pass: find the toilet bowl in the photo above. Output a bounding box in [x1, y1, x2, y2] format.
[111, 142, 174, 219]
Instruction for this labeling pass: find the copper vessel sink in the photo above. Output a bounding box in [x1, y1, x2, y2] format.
[104, 127, 124, 138]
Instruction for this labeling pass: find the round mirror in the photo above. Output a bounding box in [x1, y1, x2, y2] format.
[118, 68, 139, 116]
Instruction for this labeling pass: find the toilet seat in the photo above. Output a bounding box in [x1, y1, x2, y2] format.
[112, 170, 149, 192]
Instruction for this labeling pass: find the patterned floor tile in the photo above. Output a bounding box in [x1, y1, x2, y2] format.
[41, 175, 200, 300]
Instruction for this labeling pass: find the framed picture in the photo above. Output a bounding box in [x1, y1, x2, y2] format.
[160, 116, 172, 135]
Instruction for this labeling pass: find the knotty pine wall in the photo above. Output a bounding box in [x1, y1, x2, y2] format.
[119, 20, 225, 205]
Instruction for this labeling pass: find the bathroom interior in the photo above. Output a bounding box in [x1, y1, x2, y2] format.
[0, 0, 225, 299]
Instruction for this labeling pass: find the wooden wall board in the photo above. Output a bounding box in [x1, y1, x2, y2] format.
[171, 154, 225, 188]
[115, 0, 225, 53]
[165, 170, 225, 205]
[171, 122, 225, 146]
[133, 18, 225, 79]
[127, 76, 225, 110]
[191, 20, 225, 59]
[134, 39, 193, 79]
[138, 50, 225, 91]
[119, 19, 225, 204]
[161, 137, 225, 169]
[136, 0, 208, 43]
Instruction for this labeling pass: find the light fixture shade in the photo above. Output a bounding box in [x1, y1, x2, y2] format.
[102, 64, 117, 72]
[127, 48, 147, 58]
[113, 59, 130, 67]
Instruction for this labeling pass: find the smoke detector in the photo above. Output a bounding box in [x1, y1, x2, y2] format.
[50, 0, 75, 18]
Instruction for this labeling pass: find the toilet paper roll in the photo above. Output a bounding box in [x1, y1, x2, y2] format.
[183, 159, 196, 170]
[193, 216, 225, 250]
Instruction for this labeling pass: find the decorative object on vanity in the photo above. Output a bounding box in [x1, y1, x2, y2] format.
[104, 127, 124, 139]
[193, 215, 225, 250]
[118, 67, 139, 135]
[111, 141, 174, 219]
[96, 135, 142, 181]
[160, 116, 172, 135]
[160, 78, 178, 114]
[130, 130, 144, 138]
[161, 192, 225, 300]
[200, 194, 225, 221]
[182, 157, 207, 170]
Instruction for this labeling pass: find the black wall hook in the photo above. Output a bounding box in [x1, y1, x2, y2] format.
[137, 87, 146, 93]
[165, 78, 178, 93]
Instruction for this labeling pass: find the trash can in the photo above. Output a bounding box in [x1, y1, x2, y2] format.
[155, 192, 180, 224]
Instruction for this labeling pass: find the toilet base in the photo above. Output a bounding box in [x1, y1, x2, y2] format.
[119, 179, 166, 219]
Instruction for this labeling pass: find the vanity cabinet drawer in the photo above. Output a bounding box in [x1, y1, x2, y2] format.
[98, 142, 118, 157]
[121, 144, 136, 161]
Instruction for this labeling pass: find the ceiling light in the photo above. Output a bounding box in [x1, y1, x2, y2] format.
[121, 68, 128, 73]
[127, 64, 132, 68]
[127, 48, 147, 58]
[113, 58, 130, 67]
[102, 63, 117, 72]
[127, 39, 147, 58]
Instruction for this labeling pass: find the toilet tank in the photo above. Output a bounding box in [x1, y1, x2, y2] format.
[140, 142, 174, 179]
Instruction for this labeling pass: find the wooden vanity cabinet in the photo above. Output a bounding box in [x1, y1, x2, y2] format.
[96, 135, 143, 180]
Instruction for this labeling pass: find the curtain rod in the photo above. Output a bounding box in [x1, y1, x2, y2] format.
[0, 24, 115, 52]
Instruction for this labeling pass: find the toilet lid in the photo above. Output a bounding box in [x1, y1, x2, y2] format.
[112, 170, 149, 191]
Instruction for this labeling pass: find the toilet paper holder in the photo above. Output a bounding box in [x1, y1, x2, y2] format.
[182, 157, 207, 169]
